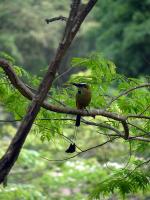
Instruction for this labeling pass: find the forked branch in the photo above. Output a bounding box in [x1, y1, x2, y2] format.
[0, 0, 98, 184]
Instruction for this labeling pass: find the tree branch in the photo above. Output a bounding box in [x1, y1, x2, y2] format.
[139, 104, 150, 116]
[127, 114, 150, 120]
[0, 60, 127, 122]
[128, 136, 150, 142]
[63, 0, 81, 38]
[81, 119, 123, 136]
[121, 121, 129, 139]
[0, 0, 98, 183]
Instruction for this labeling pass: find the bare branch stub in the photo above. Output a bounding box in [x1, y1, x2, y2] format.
[45, 16, 67, 23]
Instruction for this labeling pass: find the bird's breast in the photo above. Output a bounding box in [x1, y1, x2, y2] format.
[76, 88, 91, 109]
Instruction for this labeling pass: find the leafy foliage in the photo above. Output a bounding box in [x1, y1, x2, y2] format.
[90, 166, 150, 199]
[0, 53, 150, 199]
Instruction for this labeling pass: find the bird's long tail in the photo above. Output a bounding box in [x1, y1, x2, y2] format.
[75, 114, 81, 127]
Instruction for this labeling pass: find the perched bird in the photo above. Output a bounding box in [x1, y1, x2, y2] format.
[65, 83, 91, 154]
[72, 83, 91, 127]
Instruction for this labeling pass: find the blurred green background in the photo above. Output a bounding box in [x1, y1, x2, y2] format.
[0, 0, 150, 199]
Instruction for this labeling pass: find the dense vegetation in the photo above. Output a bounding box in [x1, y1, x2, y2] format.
[0, 53, 150, 199]
[0, 1, 150, 199]
[87, 0, 150, 76]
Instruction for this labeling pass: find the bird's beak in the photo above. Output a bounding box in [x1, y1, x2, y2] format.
[71, 82, 80, 87]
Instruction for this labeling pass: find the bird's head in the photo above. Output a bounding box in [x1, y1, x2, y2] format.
[72, 82, 89, 89]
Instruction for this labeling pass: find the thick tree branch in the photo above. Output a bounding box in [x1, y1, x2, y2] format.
[0, 59, 33, 100]
[63, 0, 81, 38]
[0, 0, 98, 183]
[121, 121, 129, 139]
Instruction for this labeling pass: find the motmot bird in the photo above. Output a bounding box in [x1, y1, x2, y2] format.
[65, 83, 91, 153]
[72, 83, 91, 127]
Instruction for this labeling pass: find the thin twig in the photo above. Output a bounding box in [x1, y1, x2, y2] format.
[0, 117, 149, 142]
[128, 122, 150, 135]
[126, 159, 150, 178]
[53, 66, 74, 83]
[41, 137, 118, 162]
[105, 83, 150, 110]
[128, 136, 150, 142]
[127, 114, 150, 120]
[25, 84, 66, 107]
[139, 104, 150, 116]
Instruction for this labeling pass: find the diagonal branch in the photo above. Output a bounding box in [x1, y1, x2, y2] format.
[128, 122, 150, 135]
[105, 83, 150, 110]
[138, 104, 150, 116]
[63, 0, 81, 38]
